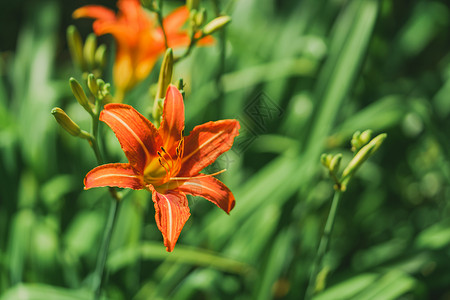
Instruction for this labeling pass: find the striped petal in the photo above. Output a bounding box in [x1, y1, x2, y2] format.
[100, 104, 162, 172]
[84, 163, 143, 190]
[178, 176, 235, 214]
[149, 186, 191, 252]
[159, 85, 185, 154]
[181, 120, 240, 176]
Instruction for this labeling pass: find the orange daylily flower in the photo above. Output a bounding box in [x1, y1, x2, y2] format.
[73, 0, 213, 100]
[84, 85, 239, 251]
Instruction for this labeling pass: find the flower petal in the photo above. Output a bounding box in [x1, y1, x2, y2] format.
[100, 104, 162, 172]
[163, 6, 189, 34]
[181, 120, 240, 176]
[159, 85, 185, 153]
[92, 22, 136, 45]
[178, 176, 235, 214]
[73, 5, 116, 22]
[196, 34, 215, 46]
[84, 163, 143, 190]
[149, 186, 191, 252]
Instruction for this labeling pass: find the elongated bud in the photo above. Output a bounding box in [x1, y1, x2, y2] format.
[341, 133, 387, 191]
[87, 74, 99, 97]
[350, 131, 361, 152]
[102, 83, 111, 101]
[329, 154, 342, 173]
[359, 130, 372, 145]
[189, 9, 198, 32]
[51, 108, 81, 137]
[195, 8, 207, 27]
[83, 33, 97, 70]
[320, 153, 332, 168]
[368, 133, 387, 155]
[187, 0, 199, 11]
[351, 130, 373, 152]
[70, 78, 93, 114]
[155, 48, 173, 101]
[202, 16, 231, 35]
[95, 44, 107, 69]
[67, 25, 85, 71]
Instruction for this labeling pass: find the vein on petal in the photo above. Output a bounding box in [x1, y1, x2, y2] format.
[103, 109, 152, 161]
[182, 130, 225, 163]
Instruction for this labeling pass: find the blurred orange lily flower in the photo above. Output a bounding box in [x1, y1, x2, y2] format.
[73, 0, 213, 100]
[84, 85, 239, 251]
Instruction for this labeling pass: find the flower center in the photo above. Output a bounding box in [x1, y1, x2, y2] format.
[143, 139, 184, 187]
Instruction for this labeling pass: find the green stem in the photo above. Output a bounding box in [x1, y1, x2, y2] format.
[174, 31, 199, 63]
[305, 190, 342, 299]
[93, 198, 120, 299]
[156, 0, 169, 49]
[87, 101, 121, 299]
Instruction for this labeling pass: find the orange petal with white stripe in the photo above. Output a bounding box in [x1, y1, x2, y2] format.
[149, 186, 191, 252]
[100, 104, 162, 172]
[84, 163, 143, 190]
[178, 176, 235, 214]
[159, 85, 185, 154]
[181, 120, 240, 176]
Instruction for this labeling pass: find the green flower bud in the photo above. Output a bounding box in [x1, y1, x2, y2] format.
[155, 48, 173, 101]
[187, 0, 199, 11]
[341, 133, 387, 191]
[359, 129, 372, 145]
[195, 8, 207, 27]
[87, 74, 99, 97]
[69, 78, 93, 114]
[202, 16, 231, 35]
[329, 154, 342, 173]
[66, 25, 85, 71]
[51, 108, 81, 137]
[83, 33, 97, 70]
[95, 44, 107, 70]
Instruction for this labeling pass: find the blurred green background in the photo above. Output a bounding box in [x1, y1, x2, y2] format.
[1, 0, 450, 299]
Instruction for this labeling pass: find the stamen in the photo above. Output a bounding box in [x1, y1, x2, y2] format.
[170, 169, 227, 181]
[157, 151, 172, 172]
[160, 146, 176, 171]
[158, 158, 170, 178]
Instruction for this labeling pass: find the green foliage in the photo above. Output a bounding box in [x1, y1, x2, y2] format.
[1, 0, 450, 299]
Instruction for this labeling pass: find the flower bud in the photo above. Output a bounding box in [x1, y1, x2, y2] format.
[320, 153, 332, 168]
[70, 78, 93, 114]
[155, 48, 173, 101]
[351, 130, 373, 152]
[359, 130, 372, 145]
[87, 74, 99, 97]
[95, 44, 107, 70]
[202, 16, 231, 35]
[329, 154, 342, 173]
[83, 33, 97, 70]
[51, 108, 81, 137]
[195, 8, 207, 27]
[66, 25, 85, 71]
[187, 0, 199, 11]
[341, 133, 387, 191]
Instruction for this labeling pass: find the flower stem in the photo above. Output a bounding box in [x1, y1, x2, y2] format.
[87, 101, 122, 299]
[174, 30, 199, 63]
[93, 197, 120, 299]
[305, 190, 342, 299]
[156, 0, 169, 49]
